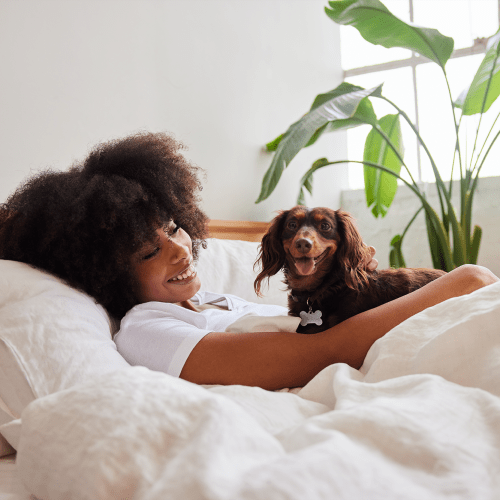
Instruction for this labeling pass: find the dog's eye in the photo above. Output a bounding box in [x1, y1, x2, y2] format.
[287, 221, 297, 230]
[321, 222, 331, 231]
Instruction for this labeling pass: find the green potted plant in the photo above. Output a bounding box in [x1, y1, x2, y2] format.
[256, 0, 500, 270]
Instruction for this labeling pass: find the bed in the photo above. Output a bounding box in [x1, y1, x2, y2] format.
[1, 219, 500, 500]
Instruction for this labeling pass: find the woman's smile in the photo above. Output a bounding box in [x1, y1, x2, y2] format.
[167, 260, 197, 284]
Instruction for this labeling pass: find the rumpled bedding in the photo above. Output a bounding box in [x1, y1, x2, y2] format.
[14, 282, 500, 500]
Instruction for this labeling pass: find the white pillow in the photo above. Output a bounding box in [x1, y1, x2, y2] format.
[0, 260, 129, 454]
[0, 240, 288, 456]
[196, 239, 288, 307]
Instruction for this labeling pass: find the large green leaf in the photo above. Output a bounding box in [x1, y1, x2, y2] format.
[256, 83, 382, 203]
[425, 209, 450, 270]
[325, 0, 454, 68]
[265, 83, 377, 152]
[388, 206, 422, 268]
[454, 30, 500, 115]
[470, 225, 482, 265]
[309, 82, 372, 111]
[363, 113, 404, 217]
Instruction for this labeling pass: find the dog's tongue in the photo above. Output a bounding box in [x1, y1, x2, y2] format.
[295, 258, 315, 276]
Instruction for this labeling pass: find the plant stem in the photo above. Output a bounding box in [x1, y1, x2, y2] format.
[442, 68, 464, 180]
[461, 128, 500, 262]
[380, 97, 434, 174]
[382, 91, 466, 263]
[380, 95, 447, 222]
[371, 123, 418, 187]
[473, 127, 500, 182]
[401, 206, 424, 240]
[449, 113, 464, 199]
[470, 41, 497, 178]
[471, 110, 500, 179]
[469, 109, 485, 175]
[441, 67, 470, 262]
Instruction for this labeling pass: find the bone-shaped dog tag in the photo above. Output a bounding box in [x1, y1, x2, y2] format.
[299, 308, 323, 327]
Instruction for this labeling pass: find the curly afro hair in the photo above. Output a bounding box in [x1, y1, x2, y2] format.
[0, 132, 209, 318]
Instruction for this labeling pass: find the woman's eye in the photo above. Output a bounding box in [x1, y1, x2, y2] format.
[321, 222, 331, 231]
[142, 247, 160, 261]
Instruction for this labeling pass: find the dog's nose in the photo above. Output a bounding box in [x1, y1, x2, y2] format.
[295, 238, 313, 254]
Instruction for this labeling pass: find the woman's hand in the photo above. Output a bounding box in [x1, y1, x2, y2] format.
[180, 265, 498, 390]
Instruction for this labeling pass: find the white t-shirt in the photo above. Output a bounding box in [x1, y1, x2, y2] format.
[114, 291, 299, 377]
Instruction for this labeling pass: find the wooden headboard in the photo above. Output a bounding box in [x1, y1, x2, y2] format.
[207, 220, 270, 242]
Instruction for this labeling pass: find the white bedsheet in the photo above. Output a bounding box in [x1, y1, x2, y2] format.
[0, 455, 29, 500]
[11, 282, 500, 499]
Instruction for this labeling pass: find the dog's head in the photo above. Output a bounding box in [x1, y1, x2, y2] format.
[254, 206, 371, 295]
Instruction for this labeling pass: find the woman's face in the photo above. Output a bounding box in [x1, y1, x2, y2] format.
[130, 222, 201, 304]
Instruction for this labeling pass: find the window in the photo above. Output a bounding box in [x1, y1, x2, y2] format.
[341, 0, 500, 189]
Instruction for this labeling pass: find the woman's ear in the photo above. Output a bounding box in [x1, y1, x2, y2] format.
[253, 210, 289, 296]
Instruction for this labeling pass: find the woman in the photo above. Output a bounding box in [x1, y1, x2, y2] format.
[0, 132, 497, 391]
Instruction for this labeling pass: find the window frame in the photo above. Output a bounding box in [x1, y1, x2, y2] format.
[342, 0, 500, 185]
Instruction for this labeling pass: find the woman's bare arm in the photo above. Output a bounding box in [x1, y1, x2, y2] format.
[180, 265, 498, 390]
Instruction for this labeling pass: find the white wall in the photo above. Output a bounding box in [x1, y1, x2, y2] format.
[341, 176, 500, 277]
[0, 0, 347, 221]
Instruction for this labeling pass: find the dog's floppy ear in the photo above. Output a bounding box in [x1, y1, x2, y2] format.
[254, 210, 289, 297]
[335, 210, 371, 292]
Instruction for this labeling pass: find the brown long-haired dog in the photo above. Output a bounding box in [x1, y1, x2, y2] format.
[254, 206, 446, 334]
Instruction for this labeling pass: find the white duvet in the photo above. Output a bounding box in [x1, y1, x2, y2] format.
[13, 282, 500, 499]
